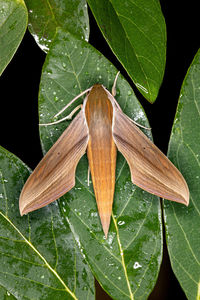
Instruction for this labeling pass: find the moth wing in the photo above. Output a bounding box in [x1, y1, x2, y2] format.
[112, 108, 189, 205]
[20, 109, 89, 215]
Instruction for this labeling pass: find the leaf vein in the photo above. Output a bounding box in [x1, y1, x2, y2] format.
[112, 212, 134, 300]
[124, 201, 153, 250]
[0, 212, 77, 299]
[172, 205, 200, 266]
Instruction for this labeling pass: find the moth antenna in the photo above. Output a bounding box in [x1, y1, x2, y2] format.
[54, 88, 91, 118]
[39, 105, 82, 126]
[112, 71, 120, 96]
[107, 79, 151, 131]
[111, 72, 151, 130]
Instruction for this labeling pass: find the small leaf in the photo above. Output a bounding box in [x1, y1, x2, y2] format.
[0, 0, 28, 76]
[164, 49, 200, 299]
[24, 0, 89, 52]
[87, 0, 166, 103]
[0, 146, 94, 299]
[39, 29, 162, 299]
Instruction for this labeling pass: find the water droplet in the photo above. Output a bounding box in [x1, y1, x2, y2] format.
[118, 220, 125, 226]
[106, 232, 115, 246]
[90, 212, 98, 217]
[49, 131, 54, 137]
[118, 276, 121, 280]
[133, 262, 142, 269]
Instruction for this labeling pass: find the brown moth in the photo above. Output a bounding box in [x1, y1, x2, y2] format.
[19, 74, 189, 237]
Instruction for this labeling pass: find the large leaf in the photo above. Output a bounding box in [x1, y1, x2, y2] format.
[24, 0, 89, 52]
[0, 0, 27, 76]
[39, 29, 162, 299]
[87, 0, 166, 103]
[0, 146, 94, 299]
[164, 49, 200, 299]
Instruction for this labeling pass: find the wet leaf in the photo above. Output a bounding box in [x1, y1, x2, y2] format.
[87, 0, 166, 103]
[39, 29, 162, 300]
[0, 146, 94, 299]
[0, 285, 16, 299]
[0, 0, 27, 76]
[164, 49, 200, 299]
[24, 0, 89, 52]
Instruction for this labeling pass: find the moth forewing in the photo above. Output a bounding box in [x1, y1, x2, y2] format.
[19, 109, 89, 215]
[112, 108, 189, 206]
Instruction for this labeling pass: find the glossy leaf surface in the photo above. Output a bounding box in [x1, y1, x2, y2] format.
[24, 0, 89, 52]
[0, 0, 27, 76]
[87, 0, 166, 103]
[0, 146, 94, 300]
[0, 285, 16, 299]
[39, 29, 162, 300]
[164, 49, 200, 300]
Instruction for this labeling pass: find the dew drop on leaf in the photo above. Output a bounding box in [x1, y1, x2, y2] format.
[133, 262, 142, 269]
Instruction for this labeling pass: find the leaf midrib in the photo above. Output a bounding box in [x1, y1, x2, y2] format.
[0, 212, 77, 300]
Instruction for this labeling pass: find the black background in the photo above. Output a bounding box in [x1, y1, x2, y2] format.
[1, 1, 199, 299]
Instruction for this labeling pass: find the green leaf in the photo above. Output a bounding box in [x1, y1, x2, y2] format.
[0, 0, 28, 76]
[164, 49, 200, 300]
[87, 0, 166, 103]
[24, 0, 89, 52]
[0, 146, 94, 300]
[0, 285, 16, 299]
[39, 29, 162, 300]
